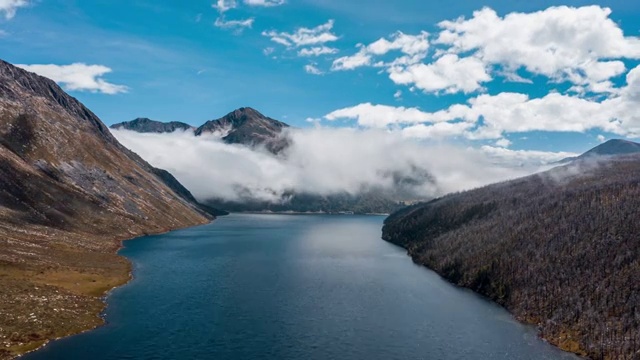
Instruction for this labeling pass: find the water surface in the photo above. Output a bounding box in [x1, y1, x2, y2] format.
[26, 214, 575, 359]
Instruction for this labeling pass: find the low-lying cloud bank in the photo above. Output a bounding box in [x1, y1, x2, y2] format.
[112, 128, 574, 203]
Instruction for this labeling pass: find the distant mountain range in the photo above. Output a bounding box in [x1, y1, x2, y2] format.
[110, 108, 426, 214]
[383, 150, 640, 359]
[111, 107, 289, 154]
[558, 139, 640, 163]
[0, 59, 223, 358]
[111, 117, 194, 133]
[206, 191, 403, 215]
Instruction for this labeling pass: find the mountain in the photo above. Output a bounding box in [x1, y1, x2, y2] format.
[110, 117, 193, 133]
[111, 108, 433, 214]
[111, 108, 290, 154]
[382, 154, 640, 359]
[195, 107, 290, 153]
[0, 59, 219, 358]
[558, 139, 640, 163]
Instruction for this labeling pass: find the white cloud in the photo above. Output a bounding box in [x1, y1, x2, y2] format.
[214, 16, 254, 30]
[394, 90, 402, 99]
[480, 146, 578, 166]
[436, 6, 640, 90]
[330, 31, 490, 94]
[388, 54, 491, 94]
[495, 138, 512, 148]
[332, 48, 372, 71]
[304, 64, 323, 75]
[325, 103, 436, 128]
[597, 135, 606, 143]
[298, 46, 339, 57]
[331, 31, 429, 71]
[451, 92, 613, 139]
[324, 64, 640, 140]
[368, 31, 430, 57]
[112, 128, 537, 203]
[262, 20, 338, 47]
[16, 63, 128, 94]
[243, 0, 285, 6]
[401, 122, 473, 139]
[0, 0, 28, 19]
[212, 0, 236, 13]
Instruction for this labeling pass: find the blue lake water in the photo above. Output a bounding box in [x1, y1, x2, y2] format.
[25, 214, 576, 359]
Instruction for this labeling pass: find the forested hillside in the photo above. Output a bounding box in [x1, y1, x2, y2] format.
[383, 155, 640, 359]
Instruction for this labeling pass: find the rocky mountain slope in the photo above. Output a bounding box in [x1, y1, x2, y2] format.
[0, 59, 217, 359]
[382, 152, 640, 359]
[195, 107, 290, 153]
[111, 107, 290, 154]
[558, 139, 640, 163]
[110, 117, 193, 133]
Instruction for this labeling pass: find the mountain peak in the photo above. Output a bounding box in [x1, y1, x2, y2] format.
[557, 138, 640, 163]
[218, 107, 274, 126]
[233, 107, 262, 115]
[111, 107, 290, 153]
[194, 108, 289, 153]
[581, 139, 640, 158]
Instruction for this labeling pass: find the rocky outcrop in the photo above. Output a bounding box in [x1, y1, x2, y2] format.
[110, 117, 194, 133]
[195, 107, 289, 154]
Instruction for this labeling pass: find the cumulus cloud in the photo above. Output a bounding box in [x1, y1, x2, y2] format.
[325, 103, 435, 128]
[16, 63, 128, 94]
[262, 20, 338, 47]
[330, 31, 490, 94]
[332, 31, 429, 71]
[388, 54, 491, 94]
[0, 0, 28, 19]
[326, 64, 640, 140]
[331, 48, 372, 71]
[112, 128, 543, 203]
[243, 0, 284, 6]
[326, 6, 640, 95]
[435, 6, 640, 91]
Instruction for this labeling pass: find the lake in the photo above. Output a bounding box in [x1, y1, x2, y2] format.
[25, 214, 576, 359]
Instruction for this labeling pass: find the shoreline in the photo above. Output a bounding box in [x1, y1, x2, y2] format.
[11, 219, 214, 360]
[383, 240, 585, 359]
[231, 211, 390, 216]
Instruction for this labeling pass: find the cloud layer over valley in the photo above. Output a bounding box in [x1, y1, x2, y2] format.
[112, 128, 573, 204]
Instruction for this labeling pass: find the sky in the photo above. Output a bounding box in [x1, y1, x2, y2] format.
[2, 0, 640, 156]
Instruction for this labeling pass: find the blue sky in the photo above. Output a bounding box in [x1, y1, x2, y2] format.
[2, 0, 640, 155]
